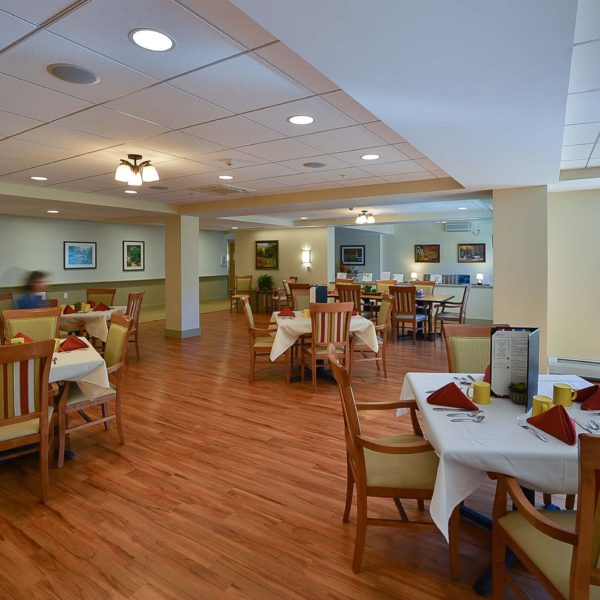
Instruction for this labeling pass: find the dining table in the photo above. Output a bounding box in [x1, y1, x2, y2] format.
[399, 371, 591, 541]
[414, 293, 454, 337]
[59, 306, 126, 342]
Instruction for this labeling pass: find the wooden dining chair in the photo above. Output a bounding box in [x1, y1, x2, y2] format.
[125, 291, 144, 359]
[288, 276, 298, 284]
[375, 279, 396, 294]
[86, 288, 116, 306]
[55, 313, 133, 467]
[327, 345, 460, 576]
[0, 340, 56, 502]
[300, 302, 353, 392]
[2, 307, 62, 341]
[288, 283, 311, 311]
[230, 275, 252, 312]
[389, 286, 427, 343]
[413, 280, 436, 295]
[0, 293, 14, 310]
[352, 293, 394, 377]
[336, 283, 364, 314]
[491, 434, 600, 599]
[433, 285, 471, 335]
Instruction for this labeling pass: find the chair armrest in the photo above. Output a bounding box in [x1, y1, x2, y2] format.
[356, 434, 433, 454]
[106, 362, 123, 375]
[373, 323, 390, 332]
[250, 326, 273, 336]
[356, 399, 417, 410]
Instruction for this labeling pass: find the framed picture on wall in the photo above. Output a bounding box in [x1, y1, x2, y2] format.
[414, 244, 440, 263]
[340, 245, 365, 266]
[457, 243, 486, 263]
[63, 241, 96, 270]
[123, 240, 145, 271]
[255, 240, 279, 269]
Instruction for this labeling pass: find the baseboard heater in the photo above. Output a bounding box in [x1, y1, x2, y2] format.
[548, 356, 600, 381]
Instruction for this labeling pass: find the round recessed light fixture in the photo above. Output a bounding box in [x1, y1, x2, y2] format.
[30, 176, 48, 181]
[287, 115, 314, 125]
[232, 226, 239, 230]
[218, 175, 234, 180]
[458, 206, 467, 210]
[47, 63, 100, 85]
[361, 154, 380, 161]
[303, 162, 326, 168]
[300, 216, 308, 220]
[46, 210, 59, 214]
[124, 189, 138, 194]
[130, 29, 174, 52]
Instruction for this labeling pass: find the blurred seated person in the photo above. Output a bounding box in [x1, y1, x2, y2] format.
[16, 271, 50, 309]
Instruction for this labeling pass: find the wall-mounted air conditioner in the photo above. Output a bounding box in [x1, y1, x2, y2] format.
[444, 221, 472, 233]
[548, 356, 600, 381]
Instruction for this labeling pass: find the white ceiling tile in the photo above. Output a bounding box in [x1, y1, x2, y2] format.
[254, 42, 338, 93]
[16, 124, 114, 153]
[561, 144, 593, 161]
[431, 169, 451, 178]
[0, 138, 73, 162]
[591, 144, 600, 158]
[574, 0, 600, 44]
[363, 121, 407, 144]
[278, 155, 350, 172]
[587, 156, 600, 166]
[47, 172, 122, 192]
[185, 115, 283, 147]
[562, 122, 600, 145]
[241, 178, 296, 191]
[0, 31, 158, 103]
[298, 125, 386, 153]
[295, 181, 344, 190]
[568, 41, 600, 95]
[321, 90, 378, 123]
[55, 107, 169, 142]
[178, 0, 276, 48]
[0, 72, 91, 121]
[245, 96, 356, 136]
[92, 144, 179, 165]
[138, 131, 224, 159]
[394, 143, 426, 159]
[262, 173, 328, 186]
[105, 84, 232, 130]
[415, 158, 440, 171]
[1, 1, 73, 24]
[0, 10, 35, 47]
[560, 159, 588, 169]
[170, 53, 310, 113]
[0, 156, 46, 175]
[153, 158, 219, 177]
[312, 167, 373, 182]
[361, 160, 427, 177]
[382, 172, 437, 183]
[225, 163, 298, 181]
[193, 148, 268, 169]
[49, 0, 243, 79]
[331, 145, 410, 166]
[335, 176, 386, 186]
[241, 138, 320, 161]
[0, 110, 42, 137]
[565, 90, 600, 125]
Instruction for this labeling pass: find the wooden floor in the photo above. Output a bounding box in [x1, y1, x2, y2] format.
[0, 310, 547, 599]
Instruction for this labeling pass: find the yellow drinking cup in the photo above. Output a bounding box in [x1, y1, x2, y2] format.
[553, 383, 577, 407]
[532, 394, 553, 416]
[466, 381, 491, 405]
[302, 309, 310, 318]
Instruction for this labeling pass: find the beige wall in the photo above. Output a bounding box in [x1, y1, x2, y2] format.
[234, 227, 329, 285]
[493, 186, 548, 367]
[548, 189, 600, 361]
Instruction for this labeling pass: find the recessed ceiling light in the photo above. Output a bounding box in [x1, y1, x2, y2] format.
[30, 176, 47, 181]
[300, 216, 308, 220]
[47, 63, 100, 85]
[46, 210, 59, 214]
[130, 29, 174, 52]
[232, 226, 239, 230]
[124, 189, 138, 194]
[287, 115, 314, 125]
[458, 206, 467, 210]
[218, 175, 234, 180]
[303, 162, 326, 168]
[361, 154, 380, 161]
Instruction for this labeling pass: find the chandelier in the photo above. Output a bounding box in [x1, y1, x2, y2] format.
[114, 154, 159, 187]
[355, 210, 375, 225]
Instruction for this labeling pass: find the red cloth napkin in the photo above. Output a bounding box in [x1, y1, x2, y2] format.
[574, 385, 600, 411]
[63, 304, 76, 314]
[352, 309, 358, 316]
[88, 300, 96, 308]
[278, 306, 295, 317]
[13, 332, 33, 343]
[527, 405, 576, 445]
[483, 364, 491, 383]
[59, 336, 88, 352]
[93, 303, 111, 311]
[427, 382, 478, 410]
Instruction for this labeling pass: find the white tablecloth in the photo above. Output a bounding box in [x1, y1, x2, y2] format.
[269, 311, 378, 361]
[400, 372, 591, 540]
[60, 306, 126, 342]
[49, 337, 109, 398]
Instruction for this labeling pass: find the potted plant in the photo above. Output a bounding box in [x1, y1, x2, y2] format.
[509, 382, 528, 406]
[257, 273, 274, 292]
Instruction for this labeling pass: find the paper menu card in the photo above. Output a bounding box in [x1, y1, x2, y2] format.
[380, 271, 391, 280]
[392, 273, 404, 282]
[362, 273, 373, 282]
[336, 272, 347, 279]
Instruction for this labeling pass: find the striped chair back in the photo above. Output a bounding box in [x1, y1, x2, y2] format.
[336, 283, 361, 311]
[310, 302, 353, 345]
[126, 291, 144, 329]
[389, 286, 417, 316]
[289, 283, 310, 311]
[87, 288, 116, 306]
[2, 307, 62, 341]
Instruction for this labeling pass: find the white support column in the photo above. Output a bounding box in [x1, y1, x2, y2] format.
[164, 215, 200, 338]
[326, 226, 336, 282]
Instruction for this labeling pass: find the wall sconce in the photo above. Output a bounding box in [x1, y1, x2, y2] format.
[301, 248, 311, 270]
[476, 273, 484, 285]
[410, 271, 418, 281]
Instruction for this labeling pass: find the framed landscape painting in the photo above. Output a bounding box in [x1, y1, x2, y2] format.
[457, 243, 486, 263]
[63, 241, 96, 270]
[123, 240, 145, 271]
[255, 240, 279, 269]
[414, 244, 440, 263]
[340, 245, 365, 266]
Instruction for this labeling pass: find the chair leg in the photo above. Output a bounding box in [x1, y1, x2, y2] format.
[249, 350, 256, 383]
[115, 397, 125, 445]
[448, 505, 460, 580]
[412, 321, 417, 343]
[565, 494, 576, 510]
[352, 490, 368, 573]
[39, 433, 50, 503]
[543, 493, 552, 507]
[312, 355, 317, 393]
[135, 330, 140, 359]
[382, 343, 388, 378]
[491, 526, 506, 599]
[417, 499, 425, 512]
[102, 402, 111, 431]
[57, 406, 67, 468]
[343, 457, 354, 523]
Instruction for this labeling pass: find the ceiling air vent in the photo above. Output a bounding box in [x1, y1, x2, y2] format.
[444, 221, 472, 233]
[186, 184, 256, 196]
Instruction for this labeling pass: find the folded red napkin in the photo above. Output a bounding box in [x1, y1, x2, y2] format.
[427, 382, 478, 410]
[93, 303, 111, 311]
[527, 405, 576, 445]
[63, 304, 76, 314]
[13, 332, 33, 343]
[574, 385, 600, 411]
[483, 364, 491, 383]
[88, 300, 96, 308]
[59, 336, 88, 352]
[278, 306, 294, 317]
